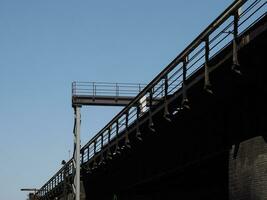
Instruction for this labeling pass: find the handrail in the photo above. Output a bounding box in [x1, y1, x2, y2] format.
[36, 0, 266, 197]
[38, 159, 73, 196]
[72, 82, 146, 97]
[81, 0, 250, 152]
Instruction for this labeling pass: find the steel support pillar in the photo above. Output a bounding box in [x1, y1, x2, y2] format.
[73, 106, 81, 200]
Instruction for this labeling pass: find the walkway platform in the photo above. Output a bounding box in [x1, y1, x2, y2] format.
[72, 82, 146, 106]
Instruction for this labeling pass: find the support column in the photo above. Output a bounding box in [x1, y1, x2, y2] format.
[73, 106, 81, 200]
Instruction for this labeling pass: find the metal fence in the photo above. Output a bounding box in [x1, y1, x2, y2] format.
[72, 82, 147, 97]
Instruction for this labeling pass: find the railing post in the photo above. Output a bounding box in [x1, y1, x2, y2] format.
[101, 133, 104, 150]
[92, 82, 95, 96]
[116, 120, 119, 137]
[92, 141, 97, 169]
[163, 75, 171, 121]
[126, 112, 129, 129]
[136, 105, 142, 141]
[87, 147, 89, 163]
[81, 149, 84, 164]
[124, 111, 130, 148]
[116, 83, 119, 98]
[204, 37, 213, 94]
[93, 141, 96, 155]
[232, 10, 241, 74]
[164, 77, 168, 97]
[106, 126, 112, 160]
[108, 126, 111, 143]
[100, 133, 105, 165]
[117, 84, 119, 97]
[182, 56, 190, 109]
[114, 121, 121, 155]
[72, 82, 74, 96]
[148, 89, 155, 132]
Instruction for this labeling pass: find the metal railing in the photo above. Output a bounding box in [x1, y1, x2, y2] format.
[72, 82, 147, 97]
[37, 160, 73, 197]
[36, 0, 266, 197]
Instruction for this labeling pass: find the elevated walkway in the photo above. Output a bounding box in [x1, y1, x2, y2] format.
[72, 82, 146, 106]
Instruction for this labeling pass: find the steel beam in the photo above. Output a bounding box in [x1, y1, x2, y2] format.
[72, 95, 135, 107]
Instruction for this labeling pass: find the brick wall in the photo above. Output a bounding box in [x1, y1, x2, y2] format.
[229, 136, 267, 200]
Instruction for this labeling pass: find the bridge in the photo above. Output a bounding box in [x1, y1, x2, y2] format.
[31, 0, 267, 199]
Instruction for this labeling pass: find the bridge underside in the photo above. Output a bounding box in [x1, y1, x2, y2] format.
[81, 16, 267, 200]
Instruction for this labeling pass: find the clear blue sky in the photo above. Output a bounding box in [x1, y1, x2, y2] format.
[0, 0, 232, 199]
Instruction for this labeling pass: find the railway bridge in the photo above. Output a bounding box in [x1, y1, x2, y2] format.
[32, 0, 267, 199]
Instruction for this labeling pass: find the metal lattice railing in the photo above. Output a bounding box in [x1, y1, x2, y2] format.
[36, 0, 266, 198]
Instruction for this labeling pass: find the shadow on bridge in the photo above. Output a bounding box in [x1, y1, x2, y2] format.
[34, 1, 267, 199]
[83, 15, 267, 200]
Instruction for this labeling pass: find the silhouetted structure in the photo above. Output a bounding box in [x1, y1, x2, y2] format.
[34, 0, 267, 199]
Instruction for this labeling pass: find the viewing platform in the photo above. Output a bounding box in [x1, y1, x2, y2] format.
[72, 82, 146, 106]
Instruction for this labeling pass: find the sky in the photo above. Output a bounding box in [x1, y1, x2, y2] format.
[0, 0, 232, 199]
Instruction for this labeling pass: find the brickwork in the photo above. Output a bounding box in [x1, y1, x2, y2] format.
[229, 136, 267, 200]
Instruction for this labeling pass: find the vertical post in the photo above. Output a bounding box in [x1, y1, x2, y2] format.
[101, 133, 104, 149]
[125, 112, 130, 148]
[125, 112, 129, 132]
[72, 82, 74, 96]
[182, 58, 187, 98]
[115, 120, 120, 155]
[94, 141, 96, 155]
[92, 82, 95, 96]
[164, 76, 168, 97]
[93, 141, 97, 168]
[232, 10, 241, 74]
[136, 105, 142, 141]
[107, 126, 112, 159]
[182, 57, 190, 109]
[116, 120, 119, 137]
[204, 37, 212, 93]
[108, 126, 111, 143]
[116, 83, 119, 98]
[164, 75, 171, 121]
[74, 106, 81, 200]
[81, 150, 84, 164]
[149, 89, 155, 132]
[87, 147, 89, 162]
[100, 133, 105, 164]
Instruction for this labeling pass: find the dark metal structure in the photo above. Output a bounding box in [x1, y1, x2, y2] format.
[34, 0, 267, 199]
